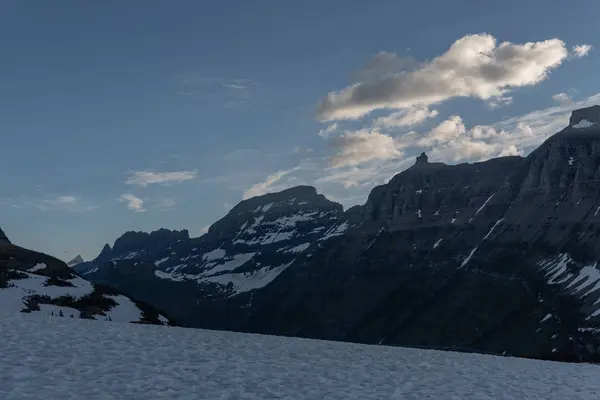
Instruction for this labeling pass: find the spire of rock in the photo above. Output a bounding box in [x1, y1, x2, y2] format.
[96, 243, 113, 262]
[0, 226, 11, 246]
[415, 152, 429, 166]
[569, 105, 600, 128]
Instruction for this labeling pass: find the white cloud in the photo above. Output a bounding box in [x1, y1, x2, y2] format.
[22, 195, 98, 212]
[316, 158, 412, 189]
[56, 196, 78, 205]
[316, 91, 600, 194]
[199, 225, 210, 235]
[374, 106, 439, 128]
[572, 44, 593, 58]
[317, 33, 569, 121]
[318, 122, 339, 138]
[419, 116, 467, 146]
[242, 167, 300, 200]
[329, 129, 403, 168]
[119, 194, 146, 213]
[487, 96, 513, 109]
[353, 51, 418, 82]
[124, 170, 197, 187]
[552, 92, 574, 105]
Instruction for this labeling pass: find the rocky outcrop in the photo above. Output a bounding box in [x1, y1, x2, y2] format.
[569, 105, 600, 128]
[77, 106, 600, 361]
[0, 226, 10, 246]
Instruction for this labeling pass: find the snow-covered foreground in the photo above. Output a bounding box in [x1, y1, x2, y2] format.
[1, 315, 599, 399]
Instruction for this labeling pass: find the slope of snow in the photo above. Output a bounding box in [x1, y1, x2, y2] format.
[1, 273, 94, 305]
[319, 221, 349, 241]
[105, 295, 144, 323]
[202, 261, 294, 295]
[202, 248, 226, 261]
[38, 304, 81, 318]
[573, 119, 596, 129]
[28, 263, 47, 272]
[1, 314, 600, 399]
[460, 219, 504, 268]
[474, 194, 494, 217]
[284, 243, 311, 254]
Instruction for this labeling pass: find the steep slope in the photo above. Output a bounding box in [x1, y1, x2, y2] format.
[75, 186, 350, 328]
[242, 106, 600, 361]
[77, 106, 600, 361]
[0, 227, 172, 325]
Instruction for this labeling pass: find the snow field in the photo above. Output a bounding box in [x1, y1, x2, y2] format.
[1, 314, 599, 399]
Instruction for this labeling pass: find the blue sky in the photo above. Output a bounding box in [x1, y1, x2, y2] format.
[1, 0, 599, 262]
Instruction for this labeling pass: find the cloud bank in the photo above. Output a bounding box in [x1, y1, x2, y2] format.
[317, 33, 570, 121]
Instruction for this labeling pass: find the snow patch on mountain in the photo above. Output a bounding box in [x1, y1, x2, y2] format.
[539, 254, 600, 318]
[201, 252, 256, 276]
[572, 119, 596, 129]
[202, 261, 295, 295]
[28, 263, 47, 272]
[460, 219, 504, 268]
[283, 243, 311, 254]
[105, 295, 143, 323]
[202, 248, 226, 261]
[319, 221, 349, 241]
[154, 256, 170, 266]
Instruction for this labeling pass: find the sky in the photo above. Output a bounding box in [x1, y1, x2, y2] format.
[1, 0, 599, 262]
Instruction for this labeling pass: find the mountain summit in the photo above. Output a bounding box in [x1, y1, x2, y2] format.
[569, 105, 600, 128]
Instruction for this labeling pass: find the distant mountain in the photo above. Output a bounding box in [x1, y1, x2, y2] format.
[77, 106, 600, 362]
[0, 227, 173, 325]
[75, 186, 349, 327]
[66, 255, 84, 268]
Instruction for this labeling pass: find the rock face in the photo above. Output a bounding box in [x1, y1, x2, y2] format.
[0, 228, 173, 325]
[0, 227, 10, 246]
[77, 106, 600, 361]
[569, 105, 600, 128]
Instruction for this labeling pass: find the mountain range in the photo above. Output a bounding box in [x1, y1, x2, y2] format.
[49, 105, 600, 360]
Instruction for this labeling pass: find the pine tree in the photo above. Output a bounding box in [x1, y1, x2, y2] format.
[59, 310, 63, 317]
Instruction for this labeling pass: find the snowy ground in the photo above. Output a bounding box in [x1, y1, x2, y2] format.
[1, 315, 599, 399]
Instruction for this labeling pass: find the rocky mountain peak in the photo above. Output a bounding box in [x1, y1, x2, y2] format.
[112, 229, 190, 255]
[568, 105, 600, 128]
[415, 152, 429, 166]
[0, 226, 11, 246]
[230, 185, 342, 216]
[96, 243, 113, 262]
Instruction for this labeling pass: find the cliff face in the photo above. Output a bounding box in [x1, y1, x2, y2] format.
[0, 226, 10, 246]
[77, 106, 600, 361]
[242, 106, 600, 360]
